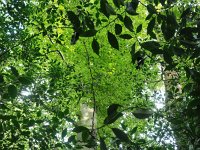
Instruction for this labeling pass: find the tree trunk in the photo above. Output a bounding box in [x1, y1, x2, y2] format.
[77, 103, 97, 150]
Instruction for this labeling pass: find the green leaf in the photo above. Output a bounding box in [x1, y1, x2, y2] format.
[67, 11, 80, 30]
[100, 137, 108, 150]
[119, 34, 132, 39]
[71, 32, 79, 45]
[147, 4, 157, 14]
[80, 30, 97, 37]
[132, 109, 153, 119]
[10, 66, 19, 77]
[160, 0, 166, 5]
[115, 24, 122, 35]
[21, 130, 31, 136]
[112, 128, 131, 143]
[92, 39, 100, 55]
[163, 52, 173, 64]
[73, 126, 89, 133]
[136, 24, 142, 33]
[181, 8, 190, 18]
[105, 3, 116, 15]
[113, 0, 124, 8]
[100, 0, 109, 18]
[8, 85, 17, 98]
[141, 41, 162, 54]
[107, 104, 121, 116]
[107, 31, 119, 50]
[105, 112, 123, 124]
[18, 76, 32, 85]
[130, 127, 137, 135]
[104, 112, 123, 125]
[147, 18, 155, 34]
[0, 74, 4, 83]
[85, 16, 94, 29]
[62, 128, 67, 139]
[125, 1, 139, 15]
[124, 15, 133, 32]
[68, 135, 76, 143]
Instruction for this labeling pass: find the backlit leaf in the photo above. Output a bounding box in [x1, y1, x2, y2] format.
[100, 137, 108, 150]
[112, 128, 131, 143]
[119, 34, 132, 39]
[124, 15, 133, 32]
[92, 39, 100, 55]
[8, 85, 17, 98]
[107, 31, 119, 50]
[115, 24, 122, 35]
[147, 18, 155, 34]
[62, 129, 67, 139]
[10, 66, 19, 77]
[136, 24, 142, 33]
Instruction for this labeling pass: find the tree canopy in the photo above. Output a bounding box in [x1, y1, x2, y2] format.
[0, 0, 200, 149]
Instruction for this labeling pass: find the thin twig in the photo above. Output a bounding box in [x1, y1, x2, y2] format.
[83, 41, 97, 137]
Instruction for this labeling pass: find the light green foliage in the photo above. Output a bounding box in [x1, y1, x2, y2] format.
[0, 0, 200, 149]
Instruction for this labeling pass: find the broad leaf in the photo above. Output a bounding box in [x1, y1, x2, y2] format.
[10, 66, 19, 77]
[67, 11, 80, 30]
[68, 135, 76, 143]
[112, 128, 131, 143]
[107, 31, 119, 50]
[141, 41, 162, 54]
[0, 74, 4, 83]
[130, 127, 137, 135]
[124, 15, 133, 32]
[147, 4, 157, 14]
[62, 128, 67, 139]
[71, 32, 79, 45]
[80, 30, 97, 37]
[163, 52, 173, 64]
[8, 85, 17, 98]
[92, 39, 100, 55]
[105, 3, 116, 15]
[147, 18, 155, 34]
[119, 34, 132, 39]
[100, 137, 108, 150]
[125, 1, 139, 15]
[73, 126, 89, 133]
[85, 16, 95, 29]
[104, 112, 123, 125]
[132, 109, 153, 119]
[113, 0, 124, 8]
[107, 104, 121, 116]
[136, 24, 142, 33]
[115, 24, 122, 35]
[18, 76, 32, 85]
